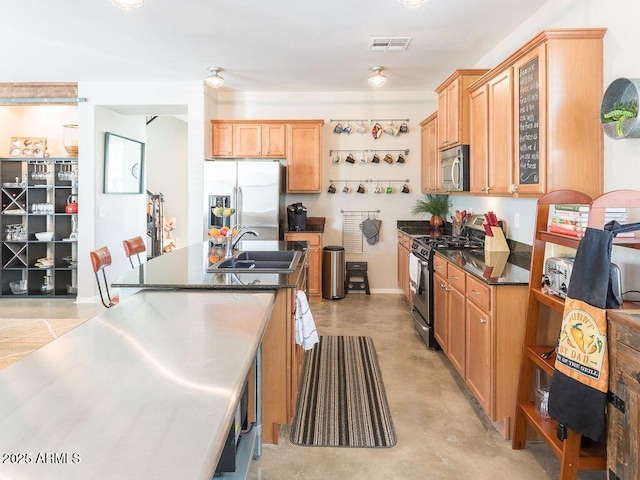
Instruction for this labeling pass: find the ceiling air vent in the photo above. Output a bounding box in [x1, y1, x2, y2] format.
[368, 36, 412, 52]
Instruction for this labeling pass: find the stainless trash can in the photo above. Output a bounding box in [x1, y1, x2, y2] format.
[322, 246, 345, 299]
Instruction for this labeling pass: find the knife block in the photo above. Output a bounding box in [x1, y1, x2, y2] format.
[484, 226, 510, 253]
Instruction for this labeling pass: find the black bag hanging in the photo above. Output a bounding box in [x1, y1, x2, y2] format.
[548, 221, 640, 442]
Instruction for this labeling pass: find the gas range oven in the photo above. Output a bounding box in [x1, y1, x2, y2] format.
[410, 215, 495, 349]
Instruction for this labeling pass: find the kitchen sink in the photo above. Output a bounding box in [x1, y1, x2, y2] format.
[207, 250, 301, 273]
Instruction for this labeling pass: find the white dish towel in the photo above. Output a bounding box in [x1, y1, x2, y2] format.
[409, 253, 421, 294]
[295, 290, 319, 351]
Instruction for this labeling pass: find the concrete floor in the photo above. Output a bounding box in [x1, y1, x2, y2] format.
[0, 294, 606, 479]
[248, 294, 606, 480]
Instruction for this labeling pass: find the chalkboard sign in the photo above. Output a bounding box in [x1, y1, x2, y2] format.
[518, 57, 540, 185]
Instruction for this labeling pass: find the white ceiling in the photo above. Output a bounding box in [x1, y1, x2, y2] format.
[2, 0, 547, 92]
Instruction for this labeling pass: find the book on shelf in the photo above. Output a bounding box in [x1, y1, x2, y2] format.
[554, 204, 627, 213]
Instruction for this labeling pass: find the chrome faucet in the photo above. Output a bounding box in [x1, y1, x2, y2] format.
[224, 227, 260, 258]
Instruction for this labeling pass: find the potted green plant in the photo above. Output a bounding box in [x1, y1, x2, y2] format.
[602, 100, 639, 137]
[411, 194, 452, 229]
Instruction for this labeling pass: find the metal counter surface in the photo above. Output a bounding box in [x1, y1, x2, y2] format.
[113, 240, 307, 290]
[0, 290, 275, 480]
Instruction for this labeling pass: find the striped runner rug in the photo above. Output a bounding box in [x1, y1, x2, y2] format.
[290, 335, 396, 448]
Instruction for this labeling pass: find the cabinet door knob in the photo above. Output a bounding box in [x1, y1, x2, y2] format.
[480, 318, 487, 324]
[471, 290, 480, 295]
[451, 275, 458, 280]
[481, 187, 486, 192]
[510, 184, 518, 193]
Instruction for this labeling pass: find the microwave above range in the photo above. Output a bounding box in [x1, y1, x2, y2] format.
[441, 145, 470, 192]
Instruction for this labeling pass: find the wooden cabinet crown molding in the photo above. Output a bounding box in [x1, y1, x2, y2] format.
[468, 28, 607, 91]
[435, 69, 490, 93]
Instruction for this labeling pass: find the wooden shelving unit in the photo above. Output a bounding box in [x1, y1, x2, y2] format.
[512, 189, 640, 479]
[512, 190, 600, 479]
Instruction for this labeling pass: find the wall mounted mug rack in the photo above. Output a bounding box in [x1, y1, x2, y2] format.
[330, 149, 409, 165]
[327, 178, 410, 195]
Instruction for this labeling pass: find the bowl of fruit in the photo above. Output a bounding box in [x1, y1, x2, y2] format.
[207, 226, 239, 245]
[212, 207, 236, 217]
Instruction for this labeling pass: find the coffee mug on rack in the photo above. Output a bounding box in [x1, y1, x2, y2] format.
[356, 122, 367, 134]
[399, 122, 408, 133]
[328, 183, 337, 194]
[333, 153, 341, 164]
[397, 153, 405, 164]
[401, 183, 410, 193]
[371, 153, 380, 163]
[374, 185, 383, 194]
[371, 123, 382, 139]
[342, 123, 352, 134]
[386, 185, 394, 194]
[342, 184, 351, 194]
[359, 154, 368, 164]
[357, 183, 366, 194]
[333, 123, 343, 134]
[345, 153, 356, 164]
[383, 153, 394, 164]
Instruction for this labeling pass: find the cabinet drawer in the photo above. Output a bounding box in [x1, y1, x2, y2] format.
[616, 342, 640, 396]
[615, 322, 640, 353]
[447, 264, 466, 293]
[433, 255, 448, 276]
[467, 275, 491, 312]
[285, 232, 321, 247]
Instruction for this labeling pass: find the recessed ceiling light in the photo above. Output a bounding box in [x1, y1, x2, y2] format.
[368, 67, 388, 88]
[112, 0, 144, 11]
[205, 67, 225, 88]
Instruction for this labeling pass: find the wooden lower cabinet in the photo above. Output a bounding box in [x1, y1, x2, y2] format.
[261, 263, 308, 444]
[432, 253, 527, 439]
[607, 310, 640, 480]
[284, 232, 322, 303]
[396, 231, 412, 302]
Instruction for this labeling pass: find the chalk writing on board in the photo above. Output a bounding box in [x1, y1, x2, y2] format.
[518, 57, 539, 185]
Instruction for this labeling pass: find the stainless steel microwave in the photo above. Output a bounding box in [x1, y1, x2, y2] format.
[441, 145, 470, 192]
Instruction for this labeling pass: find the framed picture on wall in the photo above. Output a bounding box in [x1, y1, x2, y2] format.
[104, 132, 145, 194]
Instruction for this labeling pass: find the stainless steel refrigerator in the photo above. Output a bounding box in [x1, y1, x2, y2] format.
[204, 160, 284, 240]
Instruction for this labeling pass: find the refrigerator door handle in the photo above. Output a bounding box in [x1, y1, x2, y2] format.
[237, 185, 243, 226]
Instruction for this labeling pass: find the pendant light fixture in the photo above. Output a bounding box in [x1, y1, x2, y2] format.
[368, 66, 388, 88]
[112, 0, 144, 10]
[204, 67, 225, 88]
[398, 0, 426, 7]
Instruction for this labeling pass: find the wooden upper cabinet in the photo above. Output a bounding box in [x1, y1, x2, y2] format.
[212, 123, 233, 157]
[469, 85, 489, 194]
[435, 69, 489, 151]
[233, 124, 263, 156]
[286, 122, 323, 193]
[487, 68, 514, 195]
[263, 124, 286, 157]
[420, 113, 439, 193]
[470, 68, 514, 196]
[211, 121, 286, 158]
[510, 29, 605, 197]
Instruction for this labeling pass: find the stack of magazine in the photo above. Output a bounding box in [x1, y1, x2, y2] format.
[548, 204, 631, 237]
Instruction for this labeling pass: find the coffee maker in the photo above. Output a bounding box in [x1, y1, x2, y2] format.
[287, 202, 307, 231]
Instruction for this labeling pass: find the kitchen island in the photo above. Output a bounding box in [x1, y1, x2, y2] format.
[0, 290, 274, 480]
[113, 239, 310, 445]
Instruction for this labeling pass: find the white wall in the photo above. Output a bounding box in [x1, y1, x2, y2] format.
[92, 107, 147, 290]
[215, 90, 433, 292]
[147, 116, 188, 250]
[470, 0, 640, 292]
[77, 81, 206, 302]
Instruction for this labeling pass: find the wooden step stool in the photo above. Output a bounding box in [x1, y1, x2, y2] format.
[345, 261, 370, 295]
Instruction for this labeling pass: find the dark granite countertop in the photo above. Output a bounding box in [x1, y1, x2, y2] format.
[435, 249, 530, 286]
[113, 240, 308, 290]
